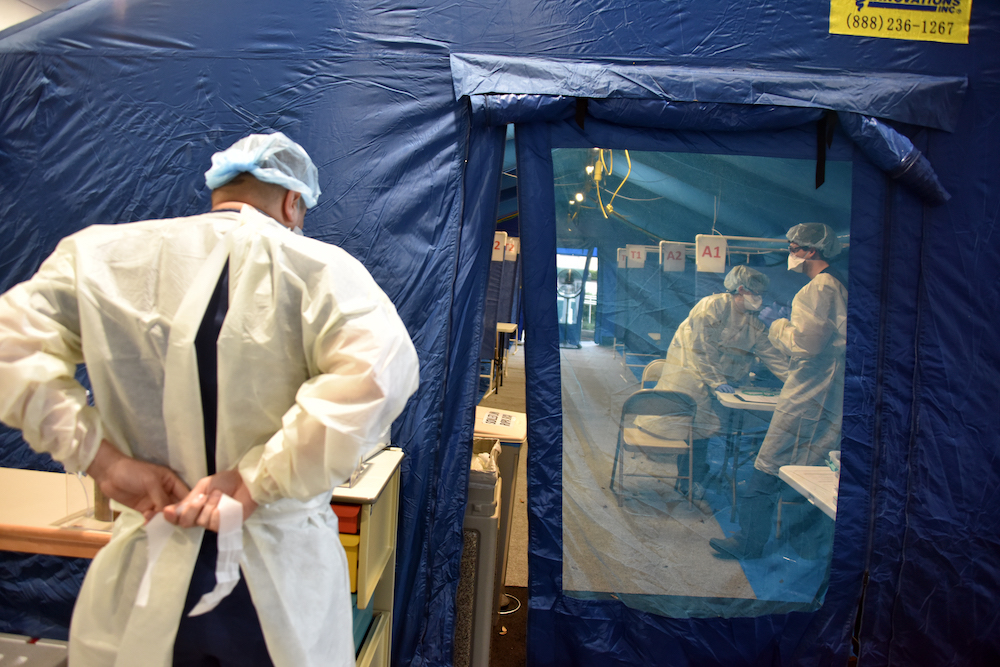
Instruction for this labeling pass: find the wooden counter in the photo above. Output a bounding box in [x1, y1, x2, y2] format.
[0, 468, 112, 558]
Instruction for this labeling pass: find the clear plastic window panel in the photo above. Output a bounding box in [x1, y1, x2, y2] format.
[556, 148, 850, 618]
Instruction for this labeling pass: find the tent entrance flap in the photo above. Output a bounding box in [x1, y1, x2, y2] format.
[517, 117, 880, 665]
[454, 55, 962, 206]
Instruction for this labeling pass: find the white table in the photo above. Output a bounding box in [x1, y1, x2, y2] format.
[714, 388, 779, 412]
[496, 322, 518, 335]
[778, 465, 838, 519]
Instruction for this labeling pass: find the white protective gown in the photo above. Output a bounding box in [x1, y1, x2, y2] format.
[0, 206, 420, 667]
[635, 292, 789, 440]
[755, 271, 847, 476]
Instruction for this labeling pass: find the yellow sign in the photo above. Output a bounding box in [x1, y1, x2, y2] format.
[830, 0, 972, 44]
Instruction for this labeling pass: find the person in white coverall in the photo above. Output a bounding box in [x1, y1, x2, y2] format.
[634, 265, 789, 495]
[0, 132, 420, 667]
[710, 222, 847, 561]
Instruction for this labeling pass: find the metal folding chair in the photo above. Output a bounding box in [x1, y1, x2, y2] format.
[640, 358, 666, 388]
[609, 390, 696, 506]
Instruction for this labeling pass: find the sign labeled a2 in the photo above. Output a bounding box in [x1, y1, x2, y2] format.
[660, 242, 685, 272]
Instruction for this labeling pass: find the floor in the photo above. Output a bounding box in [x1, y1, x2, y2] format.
[559, 343, 754, 604]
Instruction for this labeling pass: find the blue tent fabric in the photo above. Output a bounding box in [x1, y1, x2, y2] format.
[399, 116, 507, 667]
[470, 94, 576, 126]
[1, 1, 999, 665]
[838, 112, 952, 205]
[0, 552, 89, 640]
[450, 53, 968, 131]
[479, 245, 503, 373]
[467, 91, 953, 204]
[589, 100, 827, 133]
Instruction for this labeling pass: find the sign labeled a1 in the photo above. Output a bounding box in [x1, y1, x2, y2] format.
[695, 234, 727, 273]
[659, 241, 685, 272]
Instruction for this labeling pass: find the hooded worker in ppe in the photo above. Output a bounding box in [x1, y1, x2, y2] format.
[634, 265, 789, 494]
[0, 132, 420, 666]
[711, 222, 847, 560]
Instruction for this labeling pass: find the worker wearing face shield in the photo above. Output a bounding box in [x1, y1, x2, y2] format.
[711, 222, 847, 561]
[0, 132, 420, 666]
[634, 265, 790, 496]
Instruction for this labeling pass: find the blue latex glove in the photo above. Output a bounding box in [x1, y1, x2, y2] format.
[758, 304, 791, 326]
[716, 384, 736, 393]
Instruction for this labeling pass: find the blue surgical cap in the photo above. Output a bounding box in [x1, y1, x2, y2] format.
[724, 265, 769, 294]
[787, 223, 841, 258]
[205, 132, 321, 208]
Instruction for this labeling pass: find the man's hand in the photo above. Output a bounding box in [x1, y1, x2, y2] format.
[86, 440, 190, 522]
[162, 469, 258, 532]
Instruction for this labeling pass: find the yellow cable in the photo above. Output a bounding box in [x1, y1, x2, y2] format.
[595, 150, 608, 218]
[596, 180, 608, 218]
[606, 149, 631, 212]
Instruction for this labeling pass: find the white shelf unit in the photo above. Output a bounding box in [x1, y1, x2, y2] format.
[332, 448, 403, 666]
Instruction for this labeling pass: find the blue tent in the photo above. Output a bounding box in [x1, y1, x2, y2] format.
[1, 1, 998, 665]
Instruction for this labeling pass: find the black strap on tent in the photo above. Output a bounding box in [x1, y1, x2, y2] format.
[816, 110, 838, 189]
[575, 97, 588, 129]
[194, 259, 230, 476]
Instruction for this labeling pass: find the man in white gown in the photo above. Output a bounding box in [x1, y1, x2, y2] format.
[0, 132, 420, 666]
[711, 223, 846, 560]
[635, 265, 789, 495]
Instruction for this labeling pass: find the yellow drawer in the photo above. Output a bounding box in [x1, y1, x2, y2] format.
[340, 533, 360, 593]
